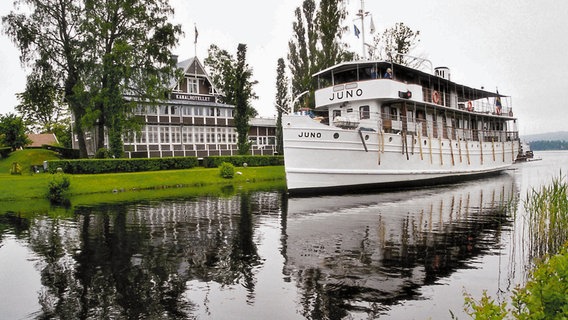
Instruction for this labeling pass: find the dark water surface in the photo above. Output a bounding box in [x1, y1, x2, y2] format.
[1, 151, 567, 319]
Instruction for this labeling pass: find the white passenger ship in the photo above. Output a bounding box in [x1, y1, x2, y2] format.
[282, 61, 520, 194]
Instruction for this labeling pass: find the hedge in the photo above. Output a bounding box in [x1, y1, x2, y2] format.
[46, 156, 199, 174]
[203, 155, 284, 168]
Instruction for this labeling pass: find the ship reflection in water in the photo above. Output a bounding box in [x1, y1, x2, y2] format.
[283, 173, 517, 319]
[0, 173, 518, 319]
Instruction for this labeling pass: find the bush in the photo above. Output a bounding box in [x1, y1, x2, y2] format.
[95, 147, 112, 159]
[463, 245, 568, 319]
[47, 173, 71, 203]
[219, 162, 235, 179]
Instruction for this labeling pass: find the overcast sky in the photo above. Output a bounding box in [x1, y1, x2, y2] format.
[1, 0, 566, 135]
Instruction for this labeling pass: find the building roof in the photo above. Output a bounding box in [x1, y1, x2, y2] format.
[27, 133, 58, 147]
[249, 117, 276, 127]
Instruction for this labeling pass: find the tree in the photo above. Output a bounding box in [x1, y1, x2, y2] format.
[233, 44, 257, 155]
[82, 0, 182, 158]
[371, 22, 422, 67]
[15, 55, 68, 134]
[205, 43, 258, 155]
[0, 113, 31, 151]
[3, 0, 182, 158]
[274, 58, 288, 155]
[287, 0, 351, 110]
[3, 0, 89, 157]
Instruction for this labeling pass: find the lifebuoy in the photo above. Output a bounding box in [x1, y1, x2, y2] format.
[467, 101, 473, 111]
[432, 91, 440, 104]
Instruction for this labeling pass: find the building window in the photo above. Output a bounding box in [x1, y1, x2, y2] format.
[148, 126, 159, 143]
[187, 78, 198, 93]
[160, 127, 170, 143]
[172, 126, 180, 143]
[182, 126, 193, 143]
[195, 107, 203, 116]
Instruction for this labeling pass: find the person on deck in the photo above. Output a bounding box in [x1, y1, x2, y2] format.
[384, 68, 392, 79]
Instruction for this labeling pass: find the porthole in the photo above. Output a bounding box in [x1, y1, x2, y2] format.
[333, 133, 339, 139]
[389, 137, 393, 142]
[365, 135, 369, 140]
[424, 140, 427, 146]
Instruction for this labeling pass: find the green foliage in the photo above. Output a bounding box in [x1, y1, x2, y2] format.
[95, 148, 112, 159]
[524, 173, 568, 259]
[370, 22, 422, 68]
[0, 113, 31, 150]
[463, 291, 508, 320]
[512, 246, 568, 319]
[462, 173, 568, 319]
[15, 55, 68, 134]
[275, 58, 287, 155]
[4, 0, 182, 158]
[43, 145, 80, 159]
[288, 0, 351, 111]
[219, 162, 235, 179]
[203, 156, 284, 168]
[463, 246, 568, 319]
[47, 173, 71, 203]
[0, 147, 11, 158]
[46, 157, 198, 174]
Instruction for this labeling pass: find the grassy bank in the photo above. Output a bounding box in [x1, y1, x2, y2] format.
[0, 149, 286, 207]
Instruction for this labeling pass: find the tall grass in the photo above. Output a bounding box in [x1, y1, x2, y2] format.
[524, 172, 568, 259]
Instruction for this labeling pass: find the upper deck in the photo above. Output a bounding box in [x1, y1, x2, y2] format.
[313, 60, 513, 119]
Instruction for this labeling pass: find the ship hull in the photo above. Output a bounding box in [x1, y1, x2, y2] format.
[283, 114, 519, 194]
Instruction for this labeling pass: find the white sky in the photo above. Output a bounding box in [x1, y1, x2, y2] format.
[1, 0, 567, 135]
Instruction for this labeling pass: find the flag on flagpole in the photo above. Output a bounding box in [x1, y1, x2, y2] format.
[354, 24, 361, 38]
[370, 16, 376, 33]
[194, 24, 198, 44]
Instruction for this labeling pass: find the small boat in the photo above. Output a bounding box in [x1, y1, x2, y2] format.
[515, 142, 541, 162]
[282, 60, 520, 194]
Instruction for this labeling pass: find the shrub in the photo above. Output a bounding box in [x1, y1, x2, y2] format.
[47, 173, 71, 203]
[462, 245, 568, 319]
[95, 147, 112, 159]
[219, 162, 235, 179]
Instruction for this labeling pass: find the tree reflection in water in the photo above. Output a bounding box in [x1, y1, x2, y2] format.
[0, 174, 520, 319]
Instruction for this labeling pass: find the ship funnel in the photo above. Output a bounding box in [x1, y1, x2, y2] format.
[435, 67, 451, 80]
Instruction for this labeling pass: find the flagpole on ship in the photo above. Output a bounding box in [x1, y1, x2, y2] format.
[356, 0, 368, 59]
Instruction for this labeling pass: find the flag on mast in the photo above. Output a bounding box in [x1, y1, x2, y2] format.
[370, 16, 376, 33]
[354, 24, 361, 38]
[194, 24, 198, 44]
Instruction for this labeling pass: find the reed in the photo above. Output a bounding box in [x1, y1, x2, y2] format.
[524, 172, 568, 259]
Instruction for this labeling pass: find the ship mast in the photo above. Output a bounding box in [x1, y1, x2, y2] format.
[355, 0, 369, 59]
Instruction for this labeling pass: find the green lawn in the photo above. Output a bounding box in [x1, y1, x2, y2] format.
[0, 149, 286, 205]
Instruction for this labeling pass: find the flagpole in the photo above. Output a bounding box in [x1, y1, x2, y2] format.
[194, 23, 198, 93]
[360, 0, 366, 59]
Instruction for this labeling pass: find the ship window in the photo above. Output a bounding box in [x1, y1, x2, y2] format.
[332, 110, 341, 119]
[347, 108, 353, 113]
[359, 105, 370, 119]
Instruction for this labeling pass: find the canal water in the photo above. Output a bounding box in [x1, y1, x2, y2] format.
[1, 151, 566, 319]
